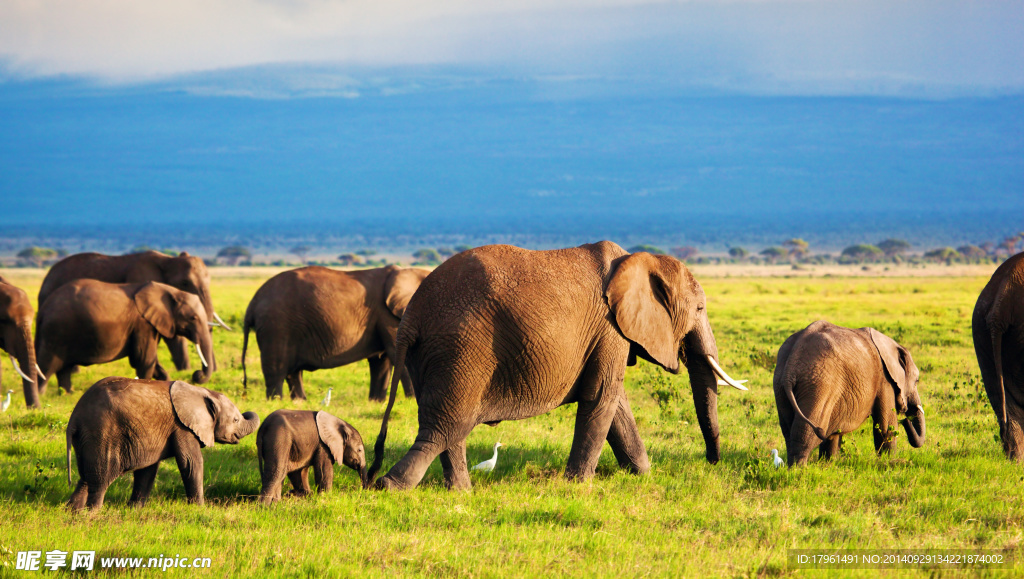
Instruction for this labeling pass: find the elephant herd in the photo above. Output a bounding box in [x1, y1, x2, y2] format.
[1, 243, 1022, 510]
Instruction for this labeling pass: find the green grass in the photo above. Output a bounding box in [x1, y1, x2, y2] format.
[1, 270, 1020, 577]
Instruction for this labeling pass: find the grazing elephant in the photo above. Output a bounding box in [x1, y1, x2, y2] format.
[256, 409, 367, 504]
[242, 265, 429, 400]
[774, 320, 926, 466]
[36, 280, 216, 392]
[38, 250, 230, 373]
[973, 251, 1024, 460]
[368, 242, 747, 491]
[0, 276, 40, 408]
[66, 377, 259, 510]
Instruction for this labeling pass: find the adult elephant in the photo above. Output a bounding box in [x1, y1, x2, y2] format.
[973, 251, 1024, 460]
[242, 265, 429, 400]
[36, 280, 215, 392]
[0, 276, 40, 408]
[368, 242, 747, 491]
[37, 250, 230, 373]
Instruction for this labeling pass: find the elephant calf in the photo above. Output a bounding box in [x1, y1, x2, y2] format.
[66, 377, 260, 511]
[774, 320, 926, 466]
[256, 409, 366, 504]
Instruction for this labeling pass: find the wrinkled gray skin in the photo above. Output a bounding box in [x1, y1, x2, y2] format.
[66, 377, 259, 511]
[0, 276, 39, 408]
[38, 251, 222, 374]
[774, 320, 926, 466]
[256, 409, 367, 504]
[36, 280, 216, 392]
[369, 242, 744, 491]
[242, 265, 428, 400]
[973, 251, 1024, 461]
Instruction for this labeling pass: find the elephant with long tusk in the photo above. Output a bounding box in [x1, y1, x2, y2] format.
[0, 276, 40, 408]
[368, 242, 747, 491]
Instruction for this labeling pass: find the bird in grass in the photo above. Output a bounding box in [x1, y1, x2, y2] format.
[321, 387, 333, 407]
[770, 449, 784, 469]
[1, 390, 13, 413]
[471, 442, 503, 473]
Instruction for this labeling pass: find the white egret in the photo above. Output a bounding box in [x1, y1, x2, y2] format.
[1, 390, 13, 412]
[471, 442, 503, 473]
[321, 387, 333, 407]
[771, 449, 784, 468]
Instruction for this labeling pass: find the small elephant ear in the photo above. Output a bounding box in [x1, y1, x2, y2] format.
[169, 380, 216, 448]
[133, 282, 176, 339]
[866, 328, 908, 404]
[315, 411, 349, 465]
[383, 268, 429, 319]
[605, 252, 681, 373]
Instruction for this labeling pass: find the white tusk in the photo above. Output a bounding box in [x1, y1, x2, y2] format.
[195, 343, 209, 368]
[208, 322, 218, 327]
[10, 355, 32, 382]
[706, 355, 748, 391]
[213, 312, 233, 331]
[36, 363, 45, 377]
[717, 379, 748, 388]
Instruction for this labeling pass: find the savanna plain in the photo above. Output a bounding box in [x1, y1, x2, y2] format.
[0, 265, 1020, 577]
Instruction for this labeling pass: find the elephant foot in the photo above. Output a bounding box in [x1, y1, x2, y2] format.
[373, 475, 411, 491]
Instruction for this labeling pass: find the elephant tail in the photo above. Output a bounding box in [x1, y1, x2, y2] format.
[987, 293, 1010, 435]
[65, 423, 75, 487]
[366, 342, 409, 487]
[241, 309, 253, 391]
[783, 376, 829, 440]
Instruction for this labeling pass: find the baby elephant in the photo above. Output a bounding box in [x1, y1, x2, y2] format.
[774, 320, 926, 466]
[257, 410, 367, 504]
[66, 377, 260, 511]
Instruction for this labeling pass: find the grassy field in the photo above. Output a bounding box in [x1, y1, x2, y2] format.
[0, 266, 1020, 577]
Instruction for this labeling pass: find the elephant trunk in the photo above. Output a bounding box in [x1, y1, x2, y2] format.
[8, 322, 40, 409]
[236, 411, 260, 440]
[683, 315, 723, 464]
[359, 465, 368, 489]
[190, 328, 215, 385]
[901, 395, 926, 448]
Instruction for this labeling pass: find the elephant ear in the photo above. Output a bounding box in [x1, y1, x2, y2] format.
[169, 380, 216, 448]
[605, 252, 681, 373]
[383, 268, 429, 319]
[133, 282, 176, 339]
[866, 328, 908, 407]
[315, 411, 350, 465]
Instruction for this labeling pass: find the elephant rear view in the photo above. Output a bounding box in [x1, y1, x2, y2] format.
[0, 276, 40, 408]
[368, 241, 748, 491]
[66, 377, 259, 510]
[242, 265, 429, 400]
[774, 320, 926, 466]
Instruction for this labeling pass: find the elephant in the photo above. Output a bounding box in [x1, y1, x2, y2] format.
[66, 377, 259, 510]
[973, 251, 1024, 460]
[242, 265, 429, 401]
[773, 320, 926, 466]
[256, 409, 367, 504]
[367, 242, 747, 491]
[0, 276, 40, 408]
[36, 280, 216, 393]
[38, 250, 230, 374]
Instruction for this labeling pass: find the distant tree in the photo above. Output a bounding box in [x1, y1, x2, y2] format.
[782, 238, 809, 260]
[979, 241, 996, 256]
[412, 248, 441, 265]
[627, 245, 665, 255]
[760, 247, 788, 264]
[290, 245, 312, 265]
[999, 234, 1023, 256]
[454, 245, 473, 252]
[670, 246, 699, 261]
[437, 247, 456, 259]
[216, 245, 252, 266]
[728, 247, 749, 261]
[877, 239, 911, 258]
[355, 249, 377, 257]
[17, 246, 57, 267]
[924, 247, 958, 263]
[128, 245, 178, 256]
[957, 245, 986, 260]
[840, 244, 883, 263]
[337, 253, 364, 266]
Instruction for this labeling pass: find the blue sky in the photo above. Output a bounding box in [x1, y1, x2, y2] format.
[1, 0, 1022, 97]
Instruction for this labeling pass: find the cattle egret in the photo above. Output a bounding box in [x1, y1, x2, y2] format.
[321, 387, 333, 407]
[771, 448, 784, 468]
[1, 390, 12, 412]
[471, 442, 503, 472]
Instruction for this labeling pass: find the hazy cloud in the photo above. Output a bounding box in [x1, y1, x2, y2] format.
[1, 0, 1021, 95]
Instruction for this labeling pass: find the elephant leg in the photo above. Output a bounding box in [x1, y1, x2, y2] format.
[259, 454, 288, 505]
[288, 467, 312, 497]
[57, 368, 74, 394]
[129, 463, 160, 506]
[67, 480, 88, 511]
[376, 436, 447, 491]
[165, 335, 191, 372]
[605, 394, 650, 475]
[818, 434, 842, 461]
[312, 450, 334, 493]
[400, 366, 415, 398]
[565, 389, 621, 482]
[264, 371, 286, 400]
[85, 479, 111, 510]
[786, 421, 819, 467]
[439, 439, 472, 491]
[173, 435, 205, 505]
[152, 364, 169, 381]
[286, 371, 307, 401]
[872, 395, 898, 454]
[367, 355, 390, 402]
